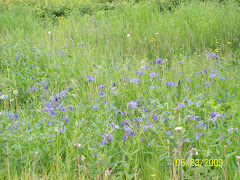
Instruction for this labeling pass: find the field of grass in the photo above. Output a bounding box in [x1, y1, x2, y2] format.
[0, 0, 240, 179]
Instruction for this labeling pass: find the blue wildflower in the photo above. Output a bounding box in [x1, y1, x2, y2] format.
[98, 84, 104, 90]
[127, 101, 137, 109]
[205, 81, 210, 87]
[115, 110, 121, 115]
[210, 74, 216, 79]
[196, 133, 200, 140]
[14, 114, 19, 119]
[86, 76, 95, 81]
[150, 86, 156, 90]
[30, 86, 38, 91]
[124, 126, 132, 134]
[178, 103, 185, 108]
[155, 58, 162, 64]
[109, 122, 119, 131]
[167, 81, 174, 87]
[69, 105, 73, 111]
[149, 72, 157, 78]
[101, 132, 113, 145]
[211, 112, 215, 118]
[166, 130, 173, 136]
[130, 77, 140, 84]
[65, 118, 69, 123]
[203, 68, 208, 73]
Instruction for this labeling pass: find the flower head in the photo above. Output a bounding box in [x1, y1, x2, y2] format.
[178, 103, 185, 108]
[75, 144, 81, 148]
[127, 101, 137, 109]
[155, 58, 162, 64]
[189, 148, 198, 156]
[167, 81, 174, 87]
[105, 167, 112, 176]
[236, 156, 240, 162]
[149, 72, 157, 78]
[81, 155, 85, 162]
[175, 127, 183, 133]
[86, 76, 95, 81]
[13, 90, 18, 95]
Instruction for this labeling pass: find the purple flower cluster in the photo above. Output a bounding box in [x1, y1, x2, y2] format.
[101, 133, 113, 145]
[208, 53, 220, 59]
[86, 76, 95, 81]
[127, 101, 137, 109]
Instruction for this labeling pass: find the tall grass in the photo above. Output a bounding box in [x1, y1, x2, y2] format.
[0, 0, 240, 179]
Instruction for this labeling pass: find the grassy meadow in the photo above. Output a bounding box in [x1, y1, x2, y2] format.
[0, 0, 240, 179]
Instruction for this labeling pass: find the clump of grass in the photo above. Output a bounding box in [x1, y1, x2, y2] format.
[0, 0, 240, 179]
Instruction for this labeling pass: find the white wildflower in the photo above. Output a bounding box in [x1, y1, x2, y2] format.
[190, 148, 198, 156]
[13, 90, 18, 95]
[75, 144, 81, 148]
[81, 155, 85, 162]
[175, 127, 183, 133]
[105, 168, 112, 176]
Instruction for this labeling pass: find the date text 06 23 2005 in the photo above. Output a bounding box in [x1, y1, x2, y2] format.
[176, 159, 223, 167]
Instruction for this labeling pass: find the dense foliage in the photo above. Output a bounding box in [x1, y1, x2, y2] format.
[0, 0, 240, 179]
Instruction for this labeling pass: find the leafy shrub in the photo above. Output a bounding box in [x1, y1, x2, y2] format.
[32, 1, 71, 18]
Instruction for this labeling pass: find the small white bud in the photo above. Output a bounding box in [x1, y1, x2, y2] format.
[175, 127, 183, 133]
[48, 31, 52, 35]
[236, 156, 240, 162]
[35, 152, 38, 155]
[105, 168, 112, 176]
[13, 90, 18, 95]
[81, 155, 85, 162]
[75, 144, 81, 148]
[54, 127, 59, 132]
[127, 34, 130, 37]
